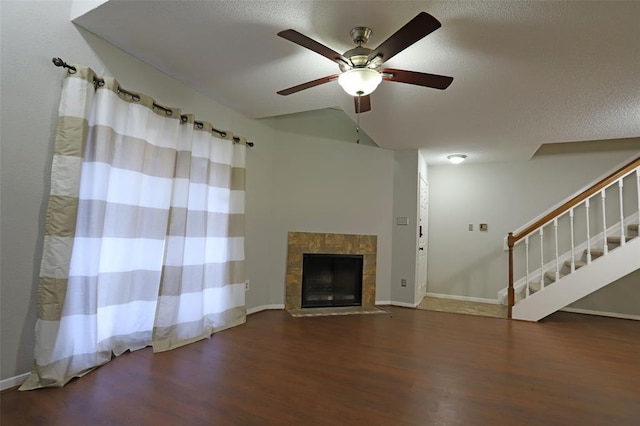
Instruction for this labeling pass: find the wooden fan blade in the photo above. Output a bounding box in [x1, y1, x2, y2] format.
[367, 12, 441, 65]
[382, 68, 453, 90]
[354, 95, 371, 113]
[278, 29, 349, 66]
[277, 74, 339, 96]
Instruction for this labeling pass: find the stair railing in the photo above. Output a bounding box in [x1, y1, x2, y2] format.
[506, 156, 640, 318]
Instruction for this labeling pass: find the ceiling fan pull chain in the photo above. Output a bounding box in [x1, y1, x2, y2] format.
[356, 95, 361, 144]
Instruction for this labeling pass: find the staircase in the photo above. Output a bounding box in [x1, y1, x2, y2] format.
[504, 157, 640, 321]
[528, 224, 638, 295]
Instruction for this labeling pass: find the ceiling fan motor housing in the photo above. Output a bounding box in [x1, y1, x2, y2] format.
[340, 27, 383, 72]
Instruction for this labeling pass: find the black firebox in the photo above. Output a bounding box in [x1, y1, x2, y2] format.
[301, 254, 363, 308]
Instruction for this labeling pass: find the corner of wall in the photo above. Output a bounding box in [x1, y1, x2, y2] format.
[70, 0, 109, 21]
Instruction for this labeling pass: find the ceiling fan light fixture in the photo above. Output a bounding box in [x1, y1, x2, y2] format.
[338, 68, 382, 96]
[447, 154, 467, 164]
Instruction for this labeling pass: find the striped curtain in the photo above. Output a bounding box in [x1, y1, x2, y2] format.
[21, 66, 247, 390]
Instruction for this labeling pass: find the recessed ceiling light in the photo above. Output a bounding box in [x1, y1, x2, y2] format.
[447, 154, 467, 164]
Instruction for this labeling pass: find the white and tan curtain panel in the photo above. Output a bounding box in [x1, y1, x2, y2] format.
[21, 66, 247, 390]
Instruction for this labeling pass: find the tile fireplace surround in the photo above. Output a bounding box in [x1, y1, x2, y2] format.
[286, 232, 377, 311]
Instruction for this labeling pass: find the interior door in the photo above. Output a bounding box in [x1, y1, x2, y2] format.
[417, 174, 429, 299]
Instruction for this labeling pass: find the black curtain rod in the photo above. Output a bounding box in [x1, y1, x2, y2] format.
[52, 57, 254, 147]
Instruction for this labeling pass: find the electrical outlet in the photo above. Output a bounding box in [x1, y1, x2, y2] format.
[401, 279, 407, 287]
[245, 280, 250, 291]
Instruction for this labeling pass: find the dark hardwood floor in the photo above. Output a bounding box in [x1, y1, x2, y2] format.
[2, 307, 639, 425]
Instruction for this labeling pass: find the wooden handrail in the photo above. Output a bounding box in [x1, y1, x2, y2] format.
[509, 156, 640, 246]
[507, 155, 640, 319]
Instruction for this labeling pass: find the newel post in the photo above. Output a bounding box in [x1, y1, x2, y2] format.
[507, 232, 515, 319]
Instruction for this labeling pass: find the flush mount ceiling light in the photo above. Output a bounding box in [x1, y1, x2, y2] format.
[447, 154, 467, 164]
[337, 68, 383, 96]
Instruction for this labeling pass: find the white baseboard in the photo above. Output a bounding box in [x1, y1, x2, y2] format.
[1, 372, 29, 391]
[247, 304, 285, 315]
[425, 292, 498, 305]
[560, 307, 640, 321]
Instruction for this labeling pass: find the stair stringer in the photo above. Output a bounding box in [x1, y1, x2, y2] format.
[512, 235, 640, 322]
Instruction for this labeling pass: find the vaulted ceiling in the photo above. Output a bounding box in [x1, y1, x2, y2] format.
[73, 1, 640, 163]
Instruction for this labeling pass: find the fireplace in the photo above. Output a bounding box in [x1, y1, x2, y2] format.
[301, 254, 363, 308]
[286, 232, 377, 312]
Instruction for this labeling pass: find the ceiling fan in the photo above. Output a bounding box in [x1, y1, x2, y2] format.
[276, 12, 454, 114]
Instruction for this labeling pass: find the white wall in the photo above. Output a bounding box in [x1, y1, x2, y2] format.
[391, 150, 419, 305]
[427, 151, 640, 311]
[267, 132, 395, 304]
[259, 109, 378, 147]
[568, 269, 640, 315]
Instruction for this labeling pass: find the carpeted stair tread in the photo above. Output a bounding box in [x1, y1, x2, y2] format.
[586, 248, 604, 258]
[564, 259, 586, 269]
[529, 281, 542, 294]
[607, 234, 636, 245]
[545, 270, 566, 282]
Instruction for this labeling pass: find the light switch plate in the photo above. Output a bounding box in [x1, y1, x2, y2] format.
[397, 217, 409, 226]
[480, 223, 488, 231]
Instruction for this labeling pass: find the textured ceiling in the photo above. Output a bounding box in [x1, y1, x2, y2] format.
[73, 1, 640, 164]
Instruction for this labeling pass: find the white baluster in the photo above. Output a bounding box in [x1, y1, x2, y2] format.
[554, 218, 560, 281]
[539, 228, 545, 289]
[586, 198, 592, 264]
[602, 190, 608, 255]
[618, 180, 626, 246]
[525, 236, 530, 297]
[569, 209, 575, 273]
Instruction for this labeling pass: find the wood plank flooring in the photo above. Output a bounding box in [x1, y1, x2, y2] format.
[417, 296, 507, 318]
[2, 307, 639, 425]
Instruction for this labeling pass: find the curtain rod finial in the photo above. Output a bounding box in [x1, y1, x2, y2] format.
[52, 57, 76, 74]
